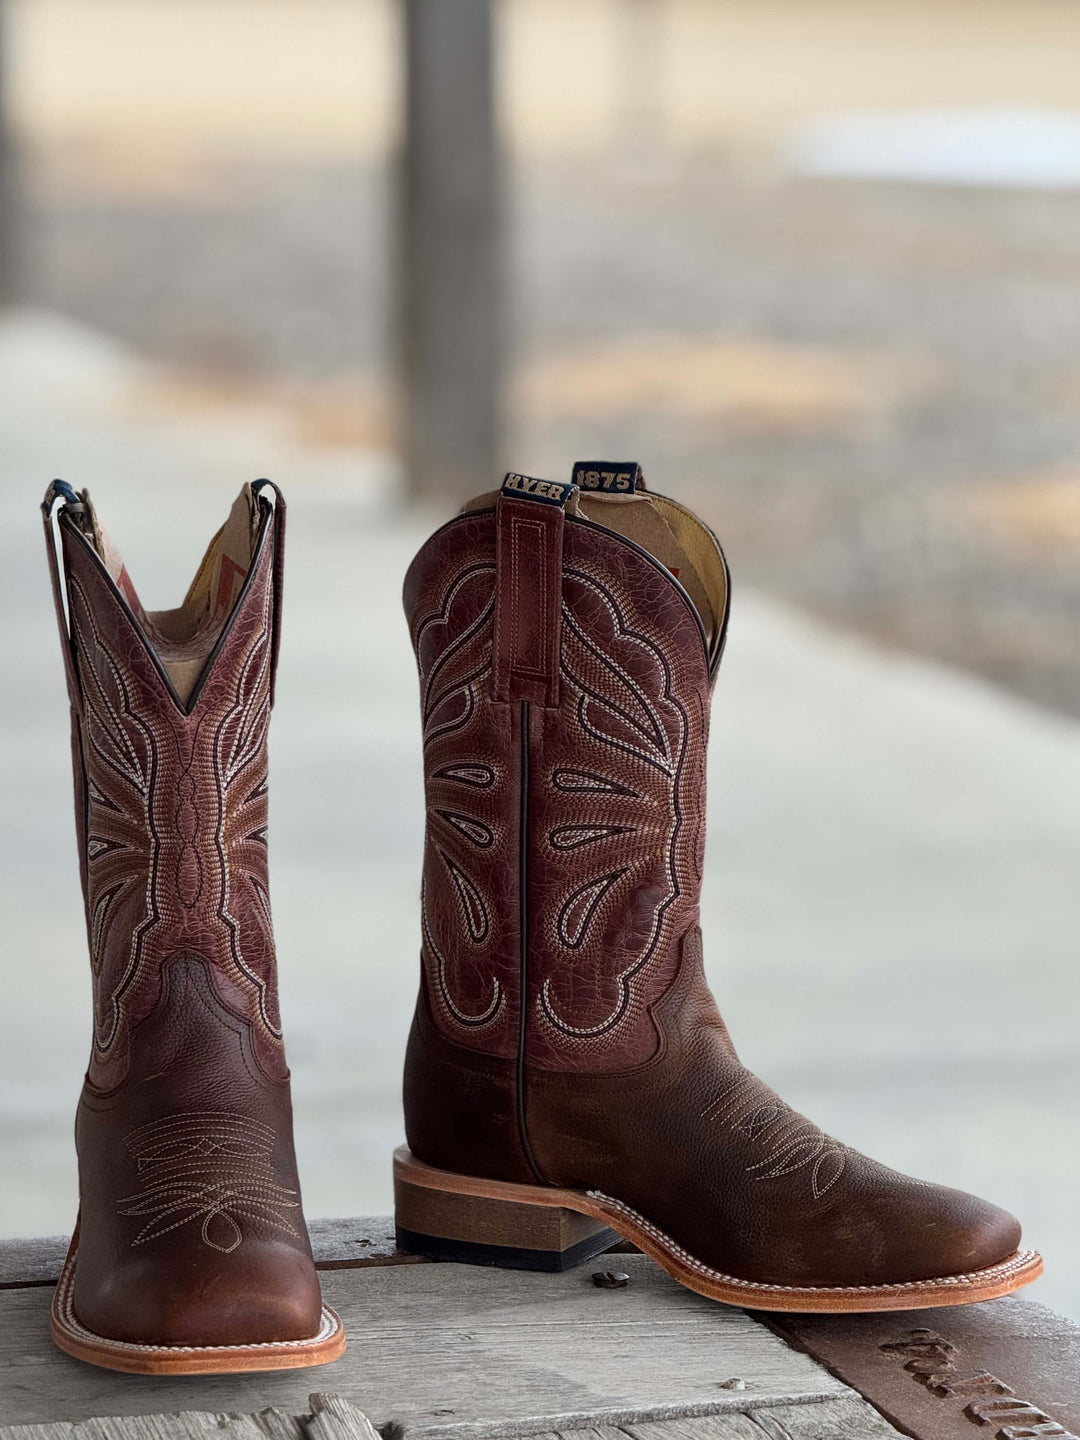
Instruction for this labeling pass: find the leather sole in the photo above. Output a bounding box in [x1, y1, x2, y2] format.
[394, 1146, 1043, 1313]
[50, 1236, 346, 1374]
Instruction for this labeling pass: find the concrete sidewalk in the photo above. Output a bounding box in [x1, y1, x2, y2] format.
[1, 316, 1077, 1319]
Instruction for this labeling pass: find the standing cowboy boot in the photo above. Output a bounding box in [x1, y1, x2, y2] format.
[394, 465, 1041, 1312]
[42, 480, 344, 1373]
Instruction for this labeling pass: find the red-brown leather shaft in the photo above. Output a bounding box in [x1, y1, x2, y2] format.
[405, 504, 712, 1074]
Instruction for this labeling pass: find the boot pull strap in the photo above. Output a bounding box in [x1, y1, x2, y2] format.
[252, 478, 286, 708]
[492, 472, 577, 709]
[41, 480, 85, 711]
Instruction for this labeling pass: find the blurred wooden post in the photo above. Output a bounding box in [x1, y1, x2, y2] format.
[401, 0, 502, 501]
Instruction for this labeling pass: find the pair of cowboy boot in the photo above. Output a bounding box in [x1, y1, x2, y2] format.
[42, 469, 1040, 1376]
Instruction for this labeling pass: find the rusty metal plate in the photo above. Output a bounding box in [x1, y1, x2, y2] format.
[771, 1296, 1080, 1439]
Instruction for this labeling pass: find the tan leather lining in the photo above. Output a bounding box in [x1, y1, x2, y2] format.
[577, 493, 718, 643]
[79, 484, 260, 705]
[649, 494, 728, 645]
[464, 482, 726, 648]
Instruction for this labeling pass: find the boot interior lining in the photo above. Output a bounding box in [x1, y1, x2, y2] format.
[576, 491, 726, 651]
[76, 484, 261, 705]
[648, 493, 728, 648]
[465, 483, 727, 654]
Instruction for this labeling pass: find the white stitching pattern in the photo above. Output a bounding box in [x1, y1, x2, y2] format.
[437, 810, 495, 848]
[540, 566, 689, 1040]
[422, 880, 503, 1027]
[416, 560, 505, 1036]
[70, 545, 284, 1067]
[416, 564, 496, 747]
[552, 768, 638, 797]
[701, 1076, 847, 1200]
[69, 575, 160, 1055]
[212, 581, 281, 1039]
[550, 823, 634, 850]
[439, 849, 491, 944]
[434, 763, 495, 788]
[556, 869, 629, 948]
[118, 1113, 300, 1252]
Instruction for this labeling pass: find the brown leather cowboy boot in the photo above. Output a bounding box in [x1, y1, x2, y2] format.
[42, 480, 344, 1373]
[394, 464, 1041, 1312]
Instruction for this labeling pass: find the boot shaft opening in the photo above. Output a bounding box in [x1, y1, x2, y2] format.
[463, 466, 728, 664]
[61, 484, 264, 706]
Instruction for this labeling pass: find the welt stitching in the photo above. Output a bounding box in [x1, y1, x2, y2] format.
[54, 1259, 340, 1352]
[585, 1193, 1037, 1293]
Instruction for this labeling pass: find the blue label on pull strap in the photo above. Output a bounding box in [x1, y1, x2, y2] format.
[501, 472, 576, 507]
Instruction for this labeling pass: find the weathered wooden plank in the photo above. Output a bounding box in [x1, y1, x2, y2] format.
[0, 1409, 303, 1440]
[625, 1414, 767, 1440]
[251, 1411, 308, 1440]
[0, 1396, 906, 1440]
[747, 1396, 905, 1437]
[0, 1220, 415, 1290]
[522, 1427, 628, 1440]
[547, 1429, 629, 1440]
[0, 1235, 69, 1289]
[0, 1395, 908, 1440]
[772, 1297, 1080, 1438]
[306, 1217, 422, 1272]
[0, 1256, 846, 1431]
[305, 1396, 381, 1440]
[625, 1395, 905, 1439]
[0, 1221, 625, 1290]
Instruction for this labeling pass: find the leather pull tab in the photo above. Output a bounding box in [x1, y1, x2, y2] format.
[492, 472, 576, 708]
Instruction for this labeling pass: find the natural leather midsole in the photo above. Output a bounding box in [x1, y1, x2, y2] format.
[393, 1146, 1043, 1314]
[50, 1248, 345, 1374]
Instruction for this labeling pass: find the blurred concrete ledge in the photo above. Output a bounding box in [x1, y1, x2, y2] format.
[0, 313, 1077, 1322]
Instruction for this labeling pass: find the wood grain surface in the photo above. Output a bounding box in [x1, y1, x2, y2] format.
[0, 1220, 414, 1290]
[0, 1255, 849, 1431]
[0, 1392, 906, 1440]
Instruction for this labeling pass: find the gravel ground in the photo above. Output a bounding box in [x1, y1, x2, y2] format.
[22, 149, 1080, 719]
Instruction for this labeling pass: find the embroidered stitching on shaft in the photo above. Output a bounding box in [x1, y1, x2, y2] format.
[539, 564, 691, 1041]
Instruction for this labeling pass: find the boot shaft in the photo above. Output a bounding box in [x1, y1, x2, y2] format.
[404, 467, 729, 1074]
[43, 481, 286, 1090]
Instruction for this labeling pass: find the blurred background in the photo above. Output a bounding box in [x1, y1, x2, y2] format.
[0, 0, 1078, 1320]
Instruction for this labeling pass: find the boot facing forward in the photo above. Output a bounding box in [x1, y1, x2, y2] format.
[395, 465, 1040, 1312]
[42, 480, 344, 1373]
